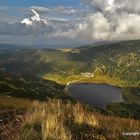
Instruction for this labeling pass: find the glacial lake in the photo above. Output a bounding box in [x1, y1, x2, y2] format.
[67, 83, 123, 109]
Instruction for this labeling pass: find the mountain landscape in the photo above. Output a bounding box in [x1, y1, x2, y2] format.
[0, 0, 140, 139]
[0, 40, 140, 139]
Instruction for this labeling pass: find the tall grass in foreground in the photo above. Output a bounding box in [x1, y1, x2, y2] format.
[19, 99, 97, 140]
[18, 99, 140, 140]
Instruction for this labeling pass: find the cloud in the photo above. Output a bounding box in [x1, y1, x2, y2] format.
[21, 9, 48, 25]
[51, 12, 110, 41]
[0, 21, 53, 36]
[114, 0, 140, 13]
[51, 6, 79, 16]
[112, 13, 140, 40]
[81, 0, 114, 12]
[0, 7, 80, 46]
[51, 0, 140, 43]
[63, 0, 140, 41]
[29, 6, 50, 13]
[81, 0, 140, 13]
[0, 9, 53, 37]
[78, 12, 111, 40]
[1, 1, 140, 46]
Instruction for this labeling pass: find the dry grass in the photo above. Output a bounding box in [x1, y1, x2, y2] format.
[0, 96, 33, 109]
[0, 113, 25, 140]
[9, 99, 140, 140]
[97, 115, 140, 140]
[0, 96, 33, 140]
[19, 99, 98, 140]
[73, 103, 97, 126]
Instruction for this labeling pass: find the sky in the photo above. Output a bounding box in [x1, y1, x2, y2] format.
[0, 0, 140, 47]
[0, 0, 80, 7]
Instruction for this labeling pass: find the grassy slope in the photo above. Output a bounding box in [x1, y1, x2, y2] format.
[0, 74, 68, 101]
[0, 40, 139, 87]
[1, 97, 140, 140]
[40, 40, 140, 87]
[18, 99, 140, 140]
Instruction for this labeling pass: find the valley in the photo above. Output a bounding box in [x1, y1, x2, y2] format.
[0, 40, 140, 139]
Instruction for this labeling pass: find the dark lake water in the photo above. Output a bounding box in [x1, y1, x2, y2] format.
[67, 83, 123, 109]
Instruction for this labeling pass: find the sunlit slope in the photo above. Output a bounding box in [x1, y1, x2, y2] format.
[0, 40, 140, 86]
[41, 40, 140, 86]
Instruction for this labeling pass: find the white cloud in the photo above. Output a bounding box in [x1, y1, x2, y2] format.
[81, 0, 113, 11]
[77, 12, 111, 40]
[29, 6, 50, 13]
[21, 9, 48, 25]
[1, 1, 140, 46]
[58, 0, 140, 42]
[51, 6, 79, 15]
[112, 13, 140, 40]
[114, 0, 140, 13]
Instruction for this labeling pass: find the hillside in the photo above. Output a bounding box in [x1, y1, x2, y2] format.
[0, 40, 139, 87]
[18, 99, 140, 140]
[42, 40, 140, 87]
[0, 98, 139, 140]
[0, 73, 71, 101]
[0, 40, 140, 139]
